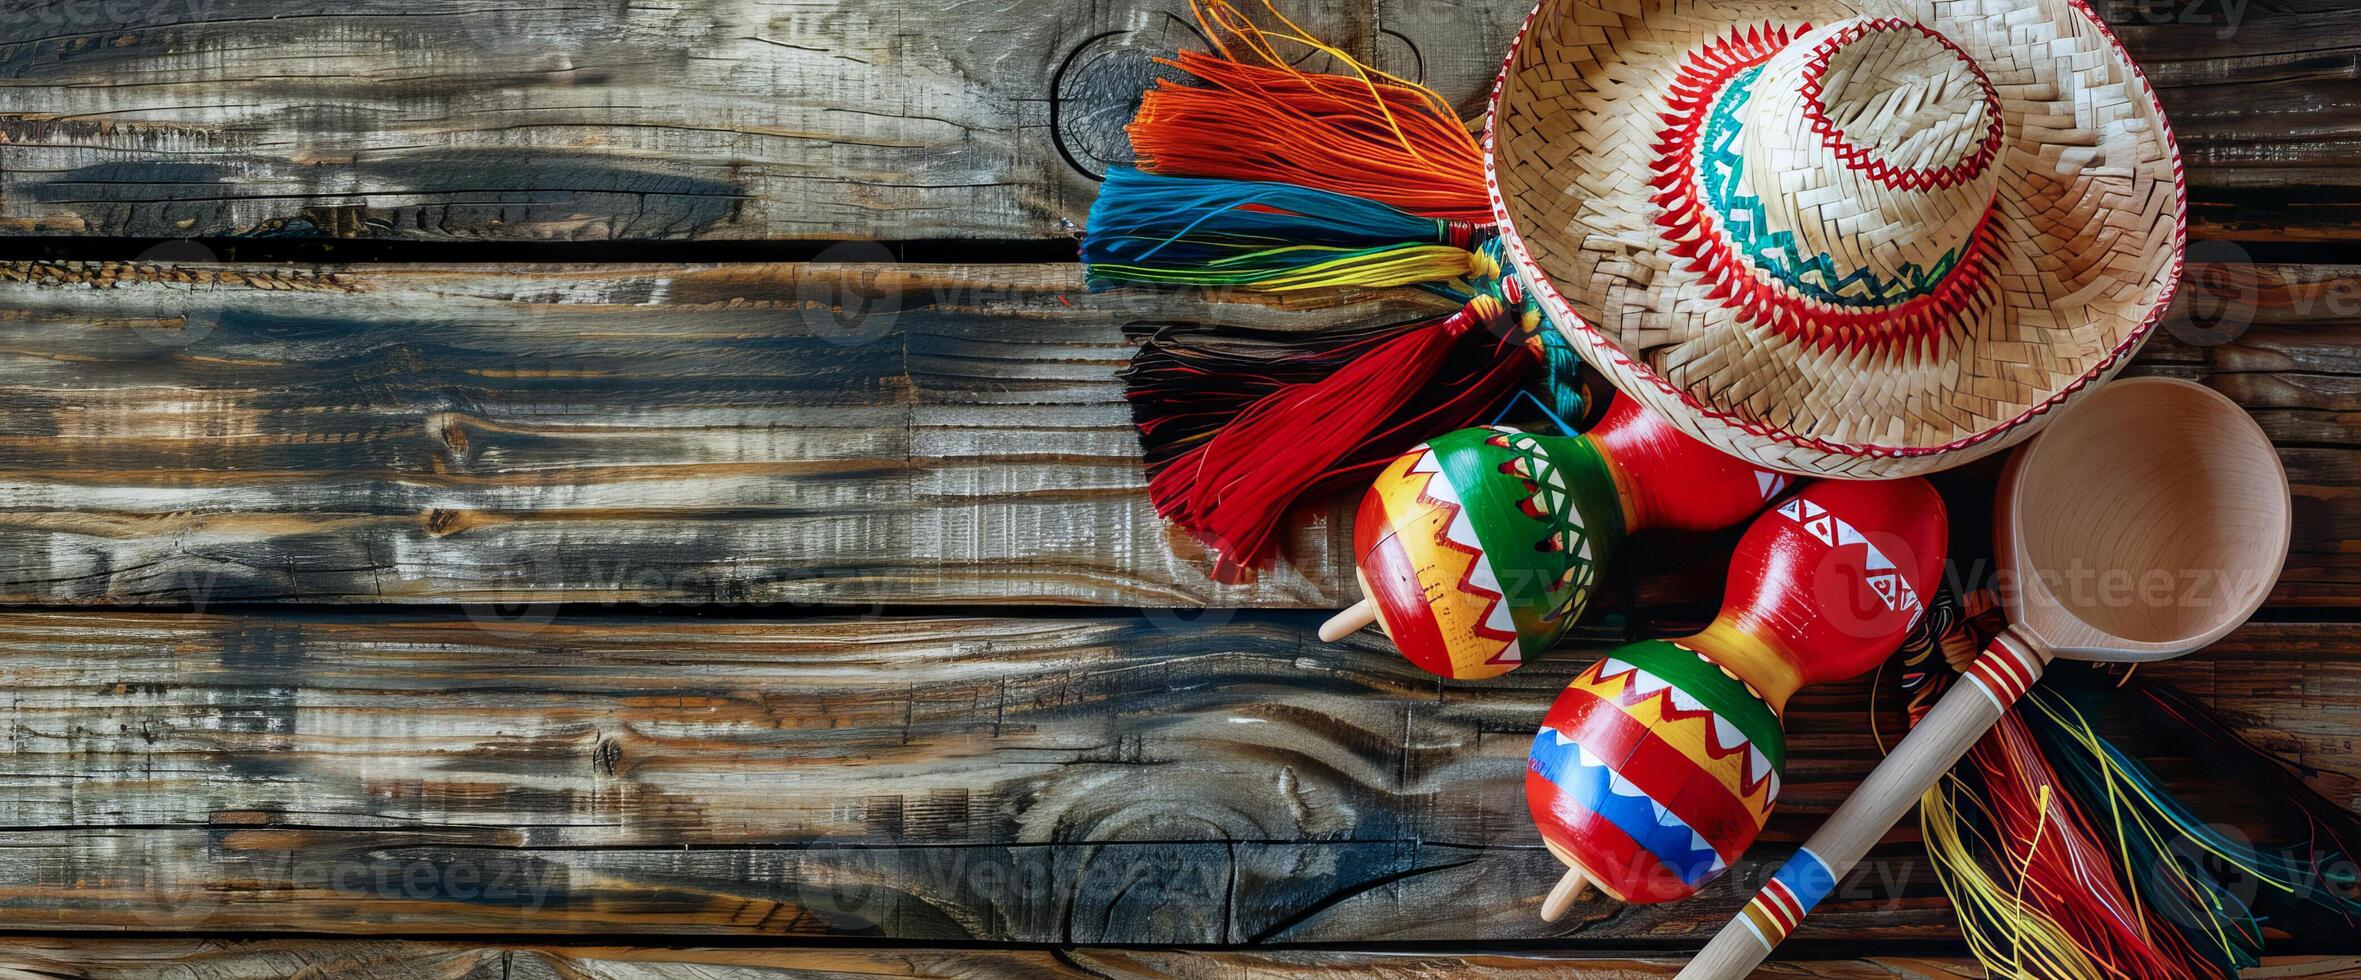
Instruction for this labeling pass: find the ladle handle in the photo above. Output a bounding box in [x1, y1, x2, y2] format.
[1680, 631, 2051, 980]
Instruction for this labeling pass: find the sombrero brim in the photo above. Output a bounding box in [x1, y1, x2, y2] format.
[1485, 0, 2186, 478]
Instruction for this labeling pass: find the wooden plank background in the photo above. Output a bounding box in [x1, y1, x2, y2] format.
[0, 0, 2353, 975]
[0, 940, 2350, 979]
[0, 0, 2349, 242]
[0, 611, 2345, 943]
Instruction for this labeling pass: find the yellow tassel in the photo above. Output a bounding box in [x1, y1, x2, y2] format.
[1922, 776, 2111, 980]
[1211, 244, 1485, 292]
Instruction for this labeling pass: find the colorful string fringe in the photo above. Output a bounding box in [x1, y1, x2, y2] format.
[1130, 1, 1489, 221]
[1901, 591, 2361, 979]
[1083, 0, 1564, 575]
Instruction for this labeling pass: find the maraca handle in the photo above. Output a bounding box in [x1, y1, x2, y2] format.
[1679, 630, 2051, 980]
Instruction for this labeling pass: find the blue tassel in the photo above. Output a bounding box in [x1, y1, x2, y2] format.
[1082, 167, 1485, 292]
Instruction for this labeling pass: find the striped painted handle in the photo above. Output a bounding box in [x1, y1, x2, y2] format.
[1678, 631, 2050, 979]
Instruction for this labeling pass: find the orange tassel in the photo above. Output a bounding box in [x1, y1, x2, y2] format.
[1128, 1, 1490, 222]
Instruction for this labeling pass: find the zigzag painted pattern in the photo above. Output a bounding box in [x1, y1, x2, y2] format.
[1487, 429, 1596, 623]
[1528, 727, 1728, 885]
[1401, 444, 1522, 664]
[1574, 656, 1780, 811]
[1775, 495, 1924, 618]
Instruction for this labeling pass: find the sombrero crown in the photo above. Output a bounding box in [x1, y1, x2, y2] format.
[1492, 0, 2185, 477]
[1662, 18, 2005, 353]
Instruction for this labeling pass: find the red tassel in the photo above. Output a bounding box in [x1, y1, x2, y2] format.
[1125, 316, 1432, 476]
[1127, 300, 1528, 580]
[1961, 714, 2203, 978]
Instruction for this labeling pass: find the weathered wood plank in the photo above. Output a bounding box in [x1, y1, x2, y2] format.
[2094, 0, 2361, 242]
[0, 260, 1372, 608]
[0, 611, 2344, 941]
[0, 938, 2353, 979]
[0, 0, 1409, 241]
[0, 260, 2351, 607]
[0, 0, 2348, 241]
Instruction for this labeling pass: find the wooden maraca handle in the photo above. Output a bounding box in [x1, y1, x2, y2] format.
[1539, 867, 1590, 922]
[1678, 629, 2051, 979]
[1320, 599, 1376, 642]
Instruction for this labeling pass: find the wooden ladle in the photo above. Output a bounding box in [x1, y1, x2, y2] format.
[1681, 377, 2291, 978]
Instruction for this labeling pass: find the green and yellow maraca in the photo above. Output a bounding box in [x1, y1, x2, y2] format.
[1322, 397, 1790, 679]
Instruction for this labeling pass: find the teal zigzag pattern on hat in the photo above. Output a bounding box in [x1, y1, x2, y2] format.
[1702, 66, 1965, 308]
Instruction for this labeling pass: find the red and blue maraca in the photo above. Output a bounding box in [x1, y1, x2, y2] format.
[1527, 478, 1948, 914]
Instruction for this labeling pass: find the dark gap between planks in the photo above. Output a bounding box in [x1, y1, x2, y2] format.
[0, 237, 1085, 266]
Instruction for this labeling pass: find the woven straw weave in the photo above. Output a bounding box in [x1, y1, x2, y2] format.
[1488, 0, 2185, 478]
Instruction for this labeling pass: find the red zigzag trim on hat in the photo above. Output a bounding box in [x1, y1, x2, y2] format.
[1645, 23, 2001, 360]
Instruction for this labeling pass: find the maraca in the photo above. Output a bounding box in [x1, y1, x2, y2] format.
[1321, 397, 1790, 679]
[1526, 478, 1947, 917]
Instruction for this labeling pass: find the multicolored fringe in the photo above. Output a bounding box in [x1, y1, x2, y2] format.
[1120, 309, 1529, 490]
[1130, 1, 1489, 221]
[1083, 0, 1557, 575]
[2129, 681, 2361, 947]
[1902, 591, 2361, 979]
[1933, 701, 2201, 977]
[2030, 679, 2361, 973]
[1083, 168, 1489, 292]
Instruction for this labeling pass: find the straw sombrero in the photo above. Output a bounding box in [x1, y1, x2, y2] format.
[1487, 0, 2185, 478]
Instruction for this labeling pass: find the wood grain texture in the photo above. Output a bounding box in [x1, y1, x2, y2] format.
[0, 0, 1436, 242]
[2096, 0, 2361, 242]
[0, 260, 2352, 608]
[0, 260, 1403, 608]
[0, 939, 2352, 979]
[0, 610, 2343, 941]
[0, 0, 2343, 962]
[0, 0, 2347, 241]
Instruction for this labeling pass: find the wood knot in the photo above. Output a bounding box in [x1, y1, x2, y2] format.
[434, 414, 471, 456]
[594, 737, 623, 776]
[421, 508, 472, 538]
